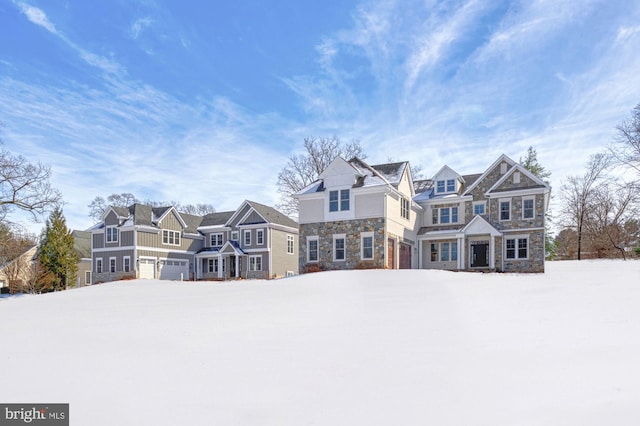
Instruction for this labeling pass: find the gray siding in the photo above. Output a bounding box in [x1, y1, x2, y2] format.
[93, 233, 104, 249]
[270, 229, 298, 278]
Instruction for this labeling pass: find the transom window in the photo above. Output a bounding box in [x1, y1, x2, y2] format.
[506, 238, 528, 259]
[106, 226, 118, 243]
[329, 189, 350, 212]
[163, 230, 181, 246]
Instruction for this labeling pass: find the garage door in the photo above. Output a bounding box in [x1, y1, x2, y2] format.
[139, 258, 156, 279]
[159, 259, 189, 281]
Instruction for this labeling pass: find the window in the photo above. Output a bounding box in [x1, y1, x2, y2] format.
[231, 231, 239, 242]
[473, 202, 486, 215]
[124, 257, 131, 273]
[249, 256, 262, 271]
[441, 208, 450, 224]
[96, 258, 103, 274]
[432, 208, 439, 224]
[329, 189, 350, 212]
[106, 226, 118, 243]
[401, 197, 410, 220]
[340, 189, 350, 211]
[334, 235, 346, 261]
[163, 230, 181, 246]
[362, 233, 374, 260]
[451, 242, 458, 261]
[109, 257, 116, 273]
[437, 180, 445, 193]
[257, 229, 264, 245]
[500, 162, 508, 174]
[211, 233, 223, 246]
[85, 271, 91, 285]
[244, 230, 251, 246]
[513, 172, 521, 184]
[500, 200, 511, 221]
[430, 243, 438, 262]
[287, 235, 295, 254]
[447, 179, 455, 192]
[506, 237, 528, 259]
[523, 198, 535, 219]
[452, 207, 458, 223]
[307, 237, 319, 262]
[441, 242, 450, 262]
[308, 237, 319, 261]
[207, 259, 215, 273]
[329, 190, 339, 212]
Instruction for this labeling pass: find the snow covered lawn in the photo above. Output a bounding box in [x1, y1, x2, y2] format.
[2, 260, 640, 425]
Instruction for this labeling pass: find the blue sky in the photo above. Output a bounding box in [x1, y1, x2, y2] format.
[1, 0, 640, 234]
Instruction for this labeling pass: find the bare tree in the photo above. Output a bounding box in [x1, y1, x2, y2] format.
[611, 103, 640, 176]
[88, 193, 139, 223]
[0, 146, 61, 222]
[179, 203, 217, 216]
[559, 153, 611, 260]
[585, 182, 640, 259]
[277, 136, 365, 216]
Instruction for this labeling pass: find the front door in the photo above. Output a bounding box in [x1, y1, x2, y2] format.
[471, 243, 489, 268]
[399, 243, 411, 269]
[229, 256, 236, 277]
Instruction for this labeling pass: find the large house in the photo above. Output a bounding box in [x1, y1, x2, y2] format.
[294, 154, 551, 273]
[90, 200, 298, 283]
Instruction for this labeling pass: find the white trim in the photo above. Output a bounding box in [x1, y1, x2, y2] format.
[257, 229, 265, 245]
[522, 196, 535, 220]
[462, 154, 517, 196]
[123, 256, 131, 273]
[499, 198, 511, 222]
[505, 235, 529, 260]
[333, 234, 346, 262]
[486, 187, 549, 198]
[307, 236, 319, 263]
[95, 258, 103, 274]
[249, 255, 262, 271]
[287, 234, 295, 255]
[244, 230, 252, 246]
[109, 257, 117, 273]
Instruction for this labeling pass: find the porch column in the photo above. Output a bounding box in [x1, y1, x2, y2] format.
[458, 237, 465, 270]
[196, 258, 201, 280]
[489, 235, 495, 269]
[418, 240, 423, 269]
[218, 254, 223, 279]
[235, 256, 240, 278]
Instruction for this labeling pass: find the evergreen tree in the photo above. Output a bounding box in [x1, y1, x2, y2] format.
[38, 207, 78, 291]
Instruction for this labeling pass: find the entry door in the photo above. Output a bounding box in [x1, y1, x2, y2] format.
[399, 243, 412, 269]
[387, 239, 395, 269]
[471, 243, 489, 267]
[229, 256, 236, 277]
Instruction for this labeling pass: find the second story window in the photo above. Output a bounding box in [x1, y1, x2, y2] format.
[523, 198, 534, 219]
[329, 189, 350, 212]
[500, 200, 511, 221]
[163, 230, 181, 246]
[447, 179, 455, 192]
[401, 198, 410, 219]
[211, 233, 223, 247]
[257, 229, 264, 245]
[106, 226, 118, 243]
[437, 181, 445, 193]
[244, 230, 251, 246]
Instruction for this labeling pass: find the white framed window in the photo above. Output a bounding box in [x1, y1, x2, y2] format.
[500, 199, 511, 221]
[207, 258, 215, 273]
[210, 233, 223, 247]
[123, 256, 131, 273]
[244, 230, 251, 246]
[333, 234, 346, 261]
[109, 257, 116, 273]
[106, 226, 118, 243]
[249, 255, 262, 271]
[96, 258, 103, 274]
[231, 231, 239, 242]
[523, 197, 535, 219]
[85, 271, 91, 285]
[329, 189, 350, 212]
[307, 236, 319, 262]
[162, 230, 181, 246]
[506, 237, 528, 259]
[430, 243, 438, 262]
[257, 229, 264, 245]
[439, 242, 458, 262]
[436, 180, 445, 193]
[361, 232, 374, 260]
[473, 202, 486, 215]
[435, 206, 459, 224]
[432, 208, 439, 224]
[447, 179, 456, 192]
[287, 235, 295, 254]
[401, 197, 410, 220]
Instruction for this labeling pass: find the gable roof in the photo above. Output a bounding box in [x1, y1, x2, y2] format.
[226, 200, 298, 230]
[462, 154, 517, 196]
[485, 163, 550, 195]
[200, 211, 235, 228]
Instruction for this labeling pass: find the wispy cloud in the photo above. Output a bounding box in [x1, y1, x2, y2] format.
[15, 1, 57, 34]
[130, 17, 154, 39]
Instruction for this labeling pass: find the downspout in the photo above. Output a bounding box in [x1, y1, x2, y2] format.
[383, 191, 388, 268]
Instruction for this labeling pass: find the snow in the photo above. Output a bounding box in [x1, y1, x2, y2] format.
[1, 260, 640, 425]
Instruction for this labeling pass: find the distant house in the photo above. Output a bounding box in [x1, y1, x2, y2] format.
[294, 154, 551, 273]
[90, 200, 298, 283]
[73, 230, 93, 287]
[0, 245, 37, 294]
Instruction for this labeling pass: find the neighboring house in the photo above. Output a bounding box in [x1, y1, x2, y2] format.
[73, 230, 93, 287]
[295, 154, 551, 273]
[293, 157, 422, 272]
[0, 245, 37, 294]
[91, 200, 298, 283]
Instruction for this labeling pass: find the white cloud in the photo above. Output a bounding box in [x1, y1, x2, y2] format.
[15, 1, 57, 34]
[130, 17, 154, 39]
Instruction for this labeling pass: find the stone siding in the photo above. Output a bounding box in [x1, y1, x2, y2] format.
[299, 218, 386, 272]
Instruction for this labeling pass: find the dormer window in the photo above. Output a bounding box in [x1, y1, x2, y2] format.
[447, 179, 455, 192]
[106, 226, 118, 243]
[437, 181, 445, 193]
[436, 179, 456, 193]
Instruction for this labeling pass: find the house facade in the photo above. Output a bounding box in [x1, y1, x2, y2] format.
[294, 157, 422, 273]
[295, 154, 550, 273]
[91, 200, 298, 283]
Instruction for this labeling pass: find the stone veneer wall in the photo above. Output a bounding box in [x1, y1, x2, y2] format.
[299, 218, 386, 272]
[500, 230, 545, 272]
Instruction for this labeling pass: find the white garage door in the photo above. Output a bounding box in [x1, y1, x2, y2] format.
[159, 259, 189, 281]
[139, 258, 156, 279]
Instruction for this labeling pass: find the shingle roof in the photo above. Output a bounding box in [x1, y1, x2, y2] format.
[72, 230, 92, 258]
[245, 201, 298, 229]
[200, 211, 235, 227]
